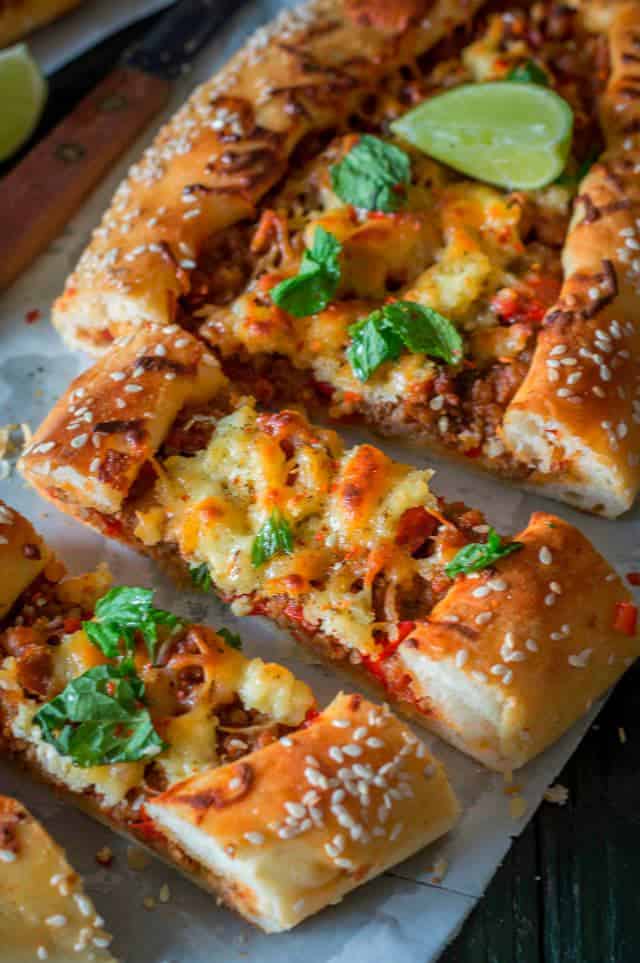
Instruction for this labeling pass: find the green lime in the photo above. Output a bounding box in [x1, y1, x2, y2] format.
[390, 81, 573, 191]
[0, 44, 47, 162]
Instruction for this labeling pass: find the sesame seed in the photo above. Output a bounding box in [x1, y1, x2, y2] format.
[353, 726, 367, 741]
[284, 801, 306, 819]
[366, 737, 384, 748]
[109, 371, 126, 381]
[502, 669, 513, 685]
[37, 948, 48, 961]
[342, 744, 362, 758]
[475, 611, 492, 625]
[125, 383, 143, 393]
[244, 831, 264, 845]
[491, 663, 506, 676]
[472, 585, 491, 598]
[329, 746, 344, 764]
[70, 433, 88, 449]
[544, 594, 556, 606]
[0, 850, 16, 862]
[550, 581, 562, 594]
[489, 578, 507, 592]
[331, 719, 350, 728]
[525, 639, 539, 652]
[539, 546, 552, 565]
[455, 649, 469, 668]
[334, 857, 355, 871]
[46, 915, 67, 928]
[389, 822, 403, 842]
[280, 736, 293, 747]
[569, 649, 592, 668]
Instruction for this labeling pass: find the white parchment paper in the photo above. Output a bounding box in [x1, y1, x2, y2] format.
[2, 3, 639, 960]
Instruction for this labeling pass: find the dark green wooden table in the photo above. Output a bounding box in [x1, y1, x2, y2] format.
[6, 14, 640, 961]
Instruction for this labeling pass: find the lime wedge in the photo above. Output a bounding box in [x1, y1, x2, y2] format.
[0, 44, 47, 162]
[391, 82, 573, 191]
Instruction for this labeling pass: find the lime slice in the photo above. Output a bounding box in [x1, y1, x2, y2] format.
[0, 44, 47, 162]
[391, 82, 573, 191]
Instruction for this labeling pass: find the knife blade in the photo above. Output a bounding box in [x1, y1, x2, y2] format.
[0, 0, 244, 291]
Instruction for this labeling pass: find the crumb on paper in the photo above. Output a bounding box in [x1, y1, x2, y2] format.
[430, 857, 448, 883]
[95, 845, 113, 867]
[510, 795, 527, 820]
[159, 883, 171, 904]
[0, 422, 33, 480]
[127, 846, 151, 872]
[618, 726, 627, 744]
[503, 782, 522, 796]
[544, 783, 569, 806]
[143, 895, 156, 910]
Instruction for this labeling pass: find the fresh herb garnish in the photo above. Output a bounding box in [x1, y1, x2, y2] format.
[33, 663, 166, 767]
[555, 146, 600, 187]
[330, 135, 411, 212]
[347, 301, 463, 382]
[251, 509, 294, 568]
[270, 227, 342, 317]
[445, 527, 523, 578]
[507, 60, 549, 86]
[189, 562, 212, 592]
[217, 627, 243, 650]
[83, 586, 181, 663]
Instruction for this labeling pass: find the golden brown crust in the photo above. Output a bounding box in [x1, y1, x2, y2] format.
[398, 512, 639, 769]
[0, 500, 51, 619]
[0, 0, 81, 46]
[0, 795, 114, 962]
[147, 692, 459, 932]
[20, 324, 227, 513]
[52, 0, 486, 353]
[502, 2, 640, 516]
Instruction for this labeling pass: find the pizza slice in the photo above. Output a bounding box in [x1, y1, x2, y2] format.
[0, 795, 114, 963]
[50, 0, 640, 516]
[20, 326, 640, 772]
[0, 500, 459, 933]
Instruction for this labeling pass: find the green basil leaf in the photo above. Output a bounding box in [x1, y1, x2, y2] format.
[444, 527, 523, 578]
[378, 302, 463, 363]
[347, 314, 404, 382]
[251, 509, 294, 568]
[330, 135, 411, 212]
[83, 586, 181, 663]
[34, 663, 165, 767]
[507, 60, 549, 86]
[217, 627, 243, 650]
[347, 301, 462, 381]
[189, 562, 212, 592]
[271, 227, 342, 318]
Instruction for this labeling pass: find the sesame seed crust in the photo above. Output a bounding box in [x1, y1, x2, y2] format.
[147, 692, 459, 932]
[502, 2, 640, 518]
[52, 0, 483, 355]
[398, 511, 639, 770]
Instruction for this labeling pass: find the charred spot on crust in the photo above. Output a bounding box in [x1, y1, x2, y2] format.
[94, 419, 147, 446]
[175, 762, 254, 821]
[97, 449, 132, 484]
[136, 356, 192, 376]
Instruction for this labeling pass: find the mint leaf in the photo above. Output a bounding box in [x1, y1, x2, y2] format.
[444, 528, 523, 578]
[83, 586, 181, 663]
[251, 509, 294, 568]
[271, 227, 341, 317]
[507, 60, 548, 86]
[348, 301, 463, 381]
[217, 627, 243, 650]
[347, 315, 404, 382]
[189, 562, 212, 592]
[34, 663, 165, 767]
[330, 135, 411, 212]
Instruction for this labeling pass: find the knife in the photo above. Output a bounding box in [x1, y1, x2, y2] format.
[0, 0, 243, 291]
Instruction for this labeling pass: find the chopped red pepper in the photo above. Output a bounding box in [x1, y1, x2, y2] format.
[395, 507, 438, 555]
[63, 617, 82, 633]
[303, 707, 320, 727]
[613, 601, 638, 636]
[626, 572, 640, 586]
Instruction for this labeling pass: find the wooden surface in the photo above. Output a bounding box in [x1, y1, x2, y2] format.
[0, 64, 168, 289]
[5, 13, 640, 962]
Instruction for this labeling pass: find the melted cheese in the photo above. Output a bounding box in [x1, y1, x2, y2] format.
[151, 400, 439, 655]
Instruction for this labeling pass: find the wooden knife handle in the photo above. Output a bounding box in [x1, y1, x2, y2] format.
[0, 65, 169, 291]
